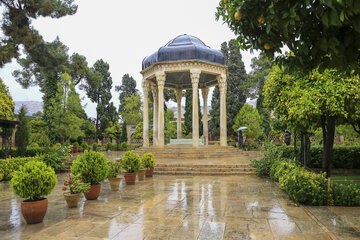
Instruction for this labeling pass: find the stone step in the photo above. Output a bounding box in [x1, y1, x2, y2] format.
[154, 171, 256, 175]
[155, 167, 256, 172]
[156, 164, 251, 168]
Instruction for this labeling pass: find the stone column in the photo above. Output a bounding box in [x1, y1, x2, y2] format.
[142, 80, 150, 147]
[190, 69, 201, 147]
[156, 71, 166, 148]
[217, 74, 227, 146]
[201, 87, 209, 145]
[176, 88, 182, 139]
[152, 85, 158, 147]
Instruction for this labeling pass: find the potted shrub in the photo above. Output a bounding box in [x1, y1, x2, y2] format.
[10, 161, 57, 224]
[107, 159, 122, 191]
[81, 142, 89, 151]
[120, 142, 127, 151]
[62, 174, 90, 208]
[72, 142, 79, 153]
[71, 150, 108, 200]
[92, 142, 98, 151]
[122, 151, 141, 185]
[142, 153, 155, 177]
[106, 142, 113, 151]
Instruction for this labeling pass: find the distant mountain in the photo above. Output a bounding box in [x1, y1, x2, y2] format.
[15, 101, 43, 116]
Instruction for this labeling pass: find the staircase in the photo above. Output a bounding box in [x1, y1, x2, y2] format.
[134, 145, 257, 176]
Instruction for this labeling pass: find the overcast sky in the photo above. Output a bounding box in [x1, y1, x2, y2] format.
[0, 0, 258, 117]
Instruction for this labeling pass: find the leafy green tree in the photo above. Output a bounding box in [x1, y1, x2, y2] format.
[0, 77, 15, 120]
[32, 111, 43, 118]
[103, 121, 122, 143]
[29, 118, 50, 147]
[263, 67, 360, 177]
[210, 40, 248, 136]
[13, 38, 90, 125]
[233, 103, 263, 143]
[184, 90, 203, 136]
[15, 106, 29, 156]
[48, 73, 84, 143]
[0, 0, 77, 67]
[122, 94, 142, 124]
[84, 59, 114, 141]
[216, 0, 360, 73]
[115, 74, 139, 119]
[249, 55, 273, 137]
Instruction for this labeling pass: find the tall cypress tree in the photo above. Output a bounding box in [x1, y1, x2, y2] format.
[115, 74, 139, 119]
[249, 55, 273, 137]
[15, 106, 29, 156]
[85, 59, 113, 141]
[184, 90, 203, 136]
[209, 39, 248, 136]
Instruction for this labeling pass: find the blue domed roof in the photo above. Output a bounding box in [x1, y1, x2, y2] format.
[142, 34, 225, 70]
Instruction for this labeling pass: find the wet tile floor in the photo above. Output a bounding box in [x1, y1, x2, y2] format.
[1, 174, 360, 240]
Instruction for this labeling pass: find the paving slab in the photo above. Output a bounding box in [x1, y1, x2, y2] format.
[1, 170, 360, 239]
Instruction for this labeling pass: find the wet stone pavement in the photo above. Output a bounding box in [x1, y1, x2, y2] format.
[1, 174, 360, 240]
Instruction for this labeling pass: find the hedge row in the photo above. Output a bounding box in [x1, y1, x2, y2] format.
[0, 147, 46, 158]
[281, 145, 360, 169]
[252, 155, 360, 206]
[0, 156, 44, 181]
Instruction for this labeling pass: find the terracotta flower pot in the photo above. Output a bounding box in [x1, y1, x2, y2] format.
[145, 167, 154, 177]
[84, 183, 101, 200]
[21, 198, 48, 224]
[63, 193, 81, 208]
[138, 169, 146, 181]
[108, 177, 121, 191]
[124, 173, 137, 185]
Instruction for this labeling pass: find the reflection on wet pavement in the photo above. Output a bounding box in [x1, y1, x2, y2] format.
[0, 169, 359, 239]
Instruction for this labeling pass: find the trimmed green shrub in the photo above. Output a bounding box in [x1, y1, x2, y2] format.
[10, 161, 57, 201]
[270, 160, 298, 182]
[331, 182, 360, 206]
[251, 143, 282, 177]
[92, 142, 98, 151]
[81, 142, 89, 151]
[106, 142, 113, 150]
[279, 168, 328, 205]
[120, 142, 127, 150]
[142, 153, 155, 169]
[0, 156, 44, 181]
[121, 151, 141, 173]
[71, 150, 108, 185]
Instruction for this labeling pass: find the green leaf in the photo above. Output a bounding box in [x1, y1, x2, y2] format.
[266, 24, 271, 34]
[322, 13, 329, 27]
[340, 11, 345, 22]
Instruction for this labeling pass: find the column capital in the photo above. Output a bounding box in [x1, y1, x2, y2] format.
[155, 71, 166, 88]
[190, 69, 201, 87]
[176, 88, 183, 103]
[217, 74, 227, 89]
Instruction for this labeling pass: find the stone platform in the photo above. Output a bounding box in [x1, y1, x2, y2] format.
[134, 145, 261, 175]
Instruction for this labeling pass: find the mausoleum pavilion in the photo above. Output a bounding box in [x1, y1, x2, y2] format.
[140, 34, 228, 148]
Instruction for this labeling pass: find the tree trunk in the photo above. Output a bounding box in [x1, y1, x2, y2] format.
[293, 131, 297, 161]
[299, 132, 311, 168]
[322, 116, 336, 178]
